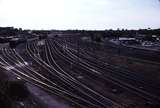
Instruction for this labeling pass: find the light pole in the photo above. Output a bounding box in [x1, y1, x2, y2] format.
[77, 36, 80, 66]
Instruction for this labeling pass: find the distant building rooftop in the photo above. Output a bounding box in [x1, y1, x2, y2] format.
[119, 37, 136, 41]
[10, 38, 19, 41]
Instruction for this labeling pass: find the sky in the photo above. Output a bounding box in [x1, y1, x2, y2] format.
[0, 0, 160, 30]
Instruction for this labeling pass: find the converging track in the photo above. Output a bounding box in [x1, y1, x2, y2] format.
[0, 37, 159, 108]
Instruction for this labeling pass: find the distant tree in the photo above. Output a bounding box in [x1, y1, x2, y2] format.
[94, 36, 102, 42]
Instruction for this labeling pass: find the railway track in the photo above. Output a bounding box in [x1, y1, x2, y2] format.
[53, 38, 160, 104]
[0, 37, 160, 108]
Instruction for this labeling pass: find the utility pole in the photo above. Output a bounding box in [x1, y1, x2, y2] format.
[118, 37, 121, 55]
[77, 36, 80, 66]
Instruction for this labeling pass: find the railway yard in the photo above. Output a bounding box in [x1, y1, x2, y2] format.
[0, 33, 160, 108]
